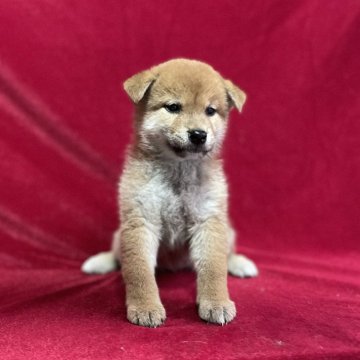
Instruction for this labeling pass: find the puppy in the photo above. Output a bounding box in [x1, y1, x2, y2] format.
[82, 59, 258, 327]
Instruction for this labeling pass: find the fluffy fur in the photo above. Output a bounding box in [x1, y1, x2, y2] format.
[82, 59, 258, 327]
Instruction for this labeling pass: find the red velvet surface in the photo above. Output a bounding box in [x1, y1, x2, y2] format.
[0, 1, 359, 359]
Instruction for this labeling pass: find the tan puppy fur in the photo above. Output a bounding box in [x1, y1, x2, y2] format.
[82, 59, 258, 327]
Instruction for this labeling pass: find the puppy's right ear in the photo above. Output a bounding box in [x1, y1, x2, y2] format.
[123, 70, 157, 104]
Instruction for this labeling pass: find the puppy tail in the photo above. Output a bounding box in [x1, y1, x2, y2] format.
[81, 251, 119, 275]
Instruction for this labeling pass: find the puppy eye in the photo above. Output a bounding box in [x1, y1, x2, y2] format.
[164, 103, 182, 113]
[205, 106, 216, 116]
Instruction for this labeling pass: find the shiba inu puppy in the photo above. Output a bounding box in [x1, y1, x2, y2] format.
[82, 59, 258, 327]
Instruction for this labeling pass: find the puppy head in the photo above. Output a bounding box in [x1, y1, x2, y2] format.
[124, 59, 246, 160]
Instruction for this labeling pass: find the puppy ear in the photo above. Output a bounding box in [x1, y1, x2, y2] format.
[123, 70, 157, 103]
[224, 79, 246, 112]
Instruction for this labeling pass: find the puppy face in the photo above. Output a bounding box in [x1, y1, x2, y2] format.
[124, 59, 246, 160]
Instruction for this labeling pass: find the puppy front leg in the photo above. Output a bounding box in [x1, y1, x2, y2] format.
[190, 217, 236, 325]
[120, 221, 165, 327]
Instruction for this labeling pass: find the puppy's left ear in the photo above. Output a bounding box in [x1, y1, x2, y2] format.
[123, 70, 157, 104]
[224, 79, 247, 112]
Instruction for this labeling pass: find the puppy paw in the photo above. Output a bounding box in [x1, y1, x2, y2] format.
[127, 303, 166, 328]
[228, 254, 258, 278]
[198, 299, 236, 325]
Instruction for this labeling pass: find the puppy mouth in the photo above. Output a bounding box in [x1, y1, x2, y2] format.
[166, 142, 210, 158]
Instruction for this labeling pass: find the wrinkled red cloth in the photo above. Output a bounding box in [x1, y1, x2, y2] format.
[0, 1, 359, 359]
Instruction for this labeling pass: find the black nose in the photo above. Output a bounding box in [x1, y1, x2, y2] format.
[188, 129, 207, 145]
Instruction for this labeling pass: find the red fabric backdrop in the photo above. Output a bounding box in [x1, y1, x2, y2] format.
[0, 1, 359, 359]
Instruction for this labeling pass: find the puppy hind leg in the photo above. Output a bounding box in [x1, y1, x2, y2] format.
[226, 227, 259, 278]
[227, 253, 258, 278]
[81, 229, 121, 275]
[81, 251, 118, 274]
